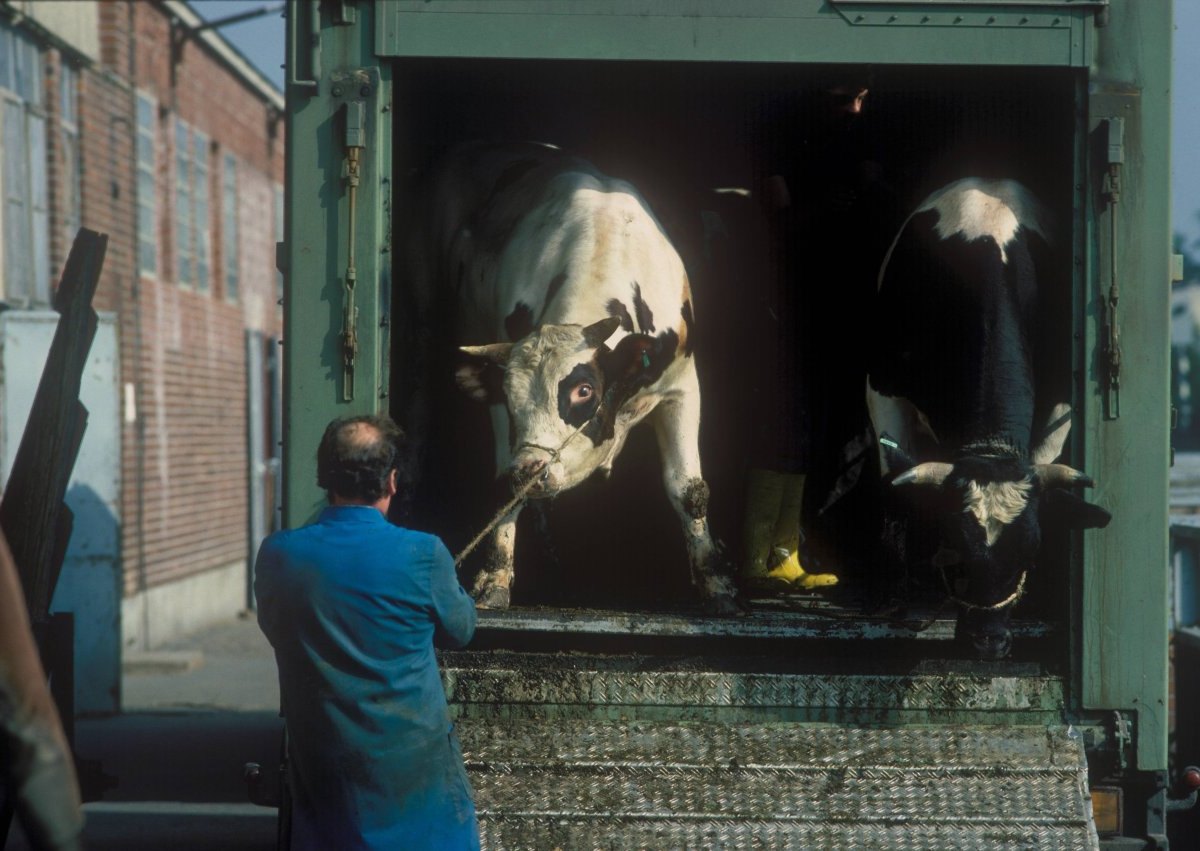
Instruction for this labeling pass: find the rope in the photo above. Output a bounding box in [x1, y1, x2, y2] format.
[453, 418, 593, 567]
[940, 565, 1027, 611]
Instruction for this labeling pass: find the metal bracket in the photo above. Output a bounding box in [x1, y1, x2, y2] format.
[288, 0, 321, 95]
[331, 0, 358, 26]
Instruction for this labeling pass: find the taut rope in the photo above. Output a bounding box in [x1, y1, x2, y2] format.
[453, 418, 594, 567]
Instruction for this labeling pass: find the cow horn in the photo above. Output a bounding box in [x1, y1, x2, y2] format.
[459, 342, 514, 365]
[1034, 463, 1094, 489]
[892, 462, 953, 488]
[582, 316, 622, 347]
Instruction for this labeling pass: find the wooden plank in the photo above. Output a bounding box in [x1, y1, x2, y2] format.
[0, 228, 107, 621]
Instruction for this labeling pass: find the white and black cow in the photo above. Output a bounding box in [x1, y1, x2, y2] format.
[401, 141, 739, 614]
[866, 177, 1110, 659]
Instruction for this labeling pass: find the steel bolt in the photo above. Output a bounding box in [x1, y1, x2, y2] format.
[332, 85, 343, 97]
[360, 85, 371, 97]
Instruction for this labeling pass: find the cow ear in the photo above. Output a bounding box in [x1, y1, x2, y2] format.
[456, 347, 508, 404]
[601, 333, 657, 382]
[582, 316, 622, 348]
[1040, 488, 1112, 530]
[459, 342, 514, 365]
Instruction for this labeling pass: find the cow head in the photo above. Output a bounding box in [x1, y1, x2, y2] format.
[891, 451, 1110, 659]
[458, 315, 676, 497]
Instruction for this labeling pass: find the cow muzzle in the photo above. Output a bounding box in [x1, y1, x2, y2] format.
[958, 610, 1014, 660]
[510, 453, 555, 497]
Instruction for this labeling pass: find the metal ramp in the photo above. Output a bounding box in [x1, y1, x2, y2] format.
[459, 722, 1098, 850]
[443, 643, 1098, 850]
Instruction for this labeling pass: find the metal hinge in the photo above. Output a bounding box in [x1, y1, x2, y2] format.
[331, 68, 379, 402]
[1112, 710, 1132, 772]
[1101, 116, 1123, 420]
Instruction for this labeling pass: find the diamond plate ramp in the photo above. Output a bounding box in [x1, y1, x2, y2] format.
[458, 722, 1099, 850]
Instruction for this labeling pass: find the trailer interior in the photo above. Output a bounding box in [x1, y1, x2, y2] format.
[389, 58, 1080, 666]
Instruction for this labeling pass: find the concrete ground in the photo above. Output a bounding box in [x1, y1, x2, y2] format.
[4, 613, 284, 851]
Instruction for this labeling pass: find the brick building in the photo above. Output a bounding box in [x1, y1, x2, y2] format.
[0, 0, 283, 713]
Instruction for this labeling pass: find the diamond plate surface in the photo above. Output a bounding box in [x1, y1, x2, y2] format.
[478, 819, 1097, 851]
[459, 722, 1098, 851]
[442, 655, 1064, 713]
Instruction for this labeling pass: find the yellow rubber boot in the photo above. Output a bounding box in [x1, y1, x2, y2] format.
[741, 468, 785, 589]
[766, 473, 838, 590]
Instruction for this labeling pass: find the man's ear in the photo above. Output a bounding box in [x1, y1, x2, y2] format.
[386, 468, 399, 497]
[1040, 488, 1112, 530]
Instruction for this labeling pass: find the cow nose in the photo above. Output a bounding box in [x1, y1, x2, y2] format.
[511, 456, 548, 492]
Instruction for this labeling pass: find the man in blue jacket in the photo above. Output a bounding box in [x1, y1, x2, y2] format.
[256, 414, 479, 850]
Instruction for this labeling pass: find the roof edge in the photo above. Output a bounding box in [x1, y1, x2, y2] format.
[164, 0, 285, 112]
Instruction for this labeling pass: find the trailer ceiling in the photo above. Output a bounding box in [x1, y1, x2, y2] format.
[376, 0, 1096, 67]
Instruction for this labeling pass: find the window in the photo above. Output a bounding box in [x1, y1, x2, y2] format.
[194, 132, 211, 293]
[136, 92, 157, 278]
[0, 22, 50, 305]
[174, 120, 212, 292]
[59, 63, 81, 250]
[222, 153, 239, 302]
[175, 119, 192, 286]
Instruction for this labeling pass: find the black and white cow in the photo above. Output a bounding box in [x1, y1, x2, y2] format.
[401, 141, 739, 614]
[866, 177, 1111, 659]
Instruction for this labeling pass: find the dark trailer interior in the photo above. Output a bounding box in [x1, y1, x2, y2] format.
[389, 58, 1079, 665]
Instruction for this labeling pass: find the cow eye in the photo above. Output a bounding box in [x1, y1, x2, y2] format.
[571, 383, 594, 404]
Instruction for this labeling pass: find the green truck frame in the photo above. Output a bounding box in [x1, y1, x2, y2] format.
[279, 2, 1180, 847]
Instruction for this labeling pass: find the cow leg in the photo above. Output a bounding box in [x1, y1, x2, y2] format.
[865, 382, 931, 613]
[472, 505, 521, 609]
[651, 368, 741, 615]
[471, 404, 519, 609]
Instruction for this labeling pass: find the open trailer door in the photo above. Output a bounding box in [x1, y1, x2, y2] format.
[281, 2, 1174, 846]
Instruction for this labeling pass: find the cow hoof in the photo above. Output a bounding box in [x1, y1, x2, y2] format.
[707, 592, 748, 617]
[474, 586, 511, 610]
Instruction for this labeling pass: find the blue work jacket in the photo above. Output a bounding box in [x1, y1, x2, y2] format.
[255, 505, 479, 850]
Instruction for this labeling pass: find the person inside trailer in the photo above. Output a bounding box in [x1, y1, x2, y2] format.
[741, 70, 899, 595]
[255, 415, 479, 850]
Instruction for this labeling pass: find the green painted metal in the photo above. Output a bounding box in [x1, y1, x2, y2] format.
[283, 0, 1173, 771]
[283, 0, 392, 527]
[376, 0, 1094, 66]
[1080, 2, 1173, 773]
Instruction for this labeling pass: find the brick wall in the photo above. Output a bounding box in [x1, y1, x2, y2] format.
[89, 1, 283, 600]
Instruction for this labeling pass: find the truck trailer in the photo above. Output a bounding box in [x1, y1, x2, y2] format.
[278, 2, 1189, 847]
